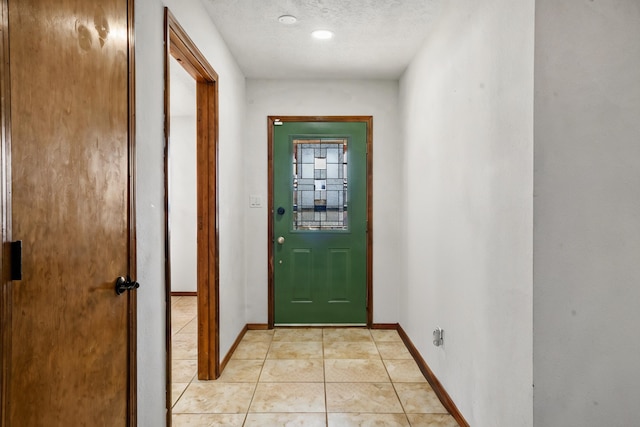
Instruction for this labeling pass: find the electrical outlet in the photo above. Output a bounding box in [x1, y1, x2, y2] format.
[433, 327, 444, 347]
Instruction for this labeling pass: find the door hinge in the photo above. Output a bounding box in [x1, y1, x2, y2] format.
[10, 240, 22, 281]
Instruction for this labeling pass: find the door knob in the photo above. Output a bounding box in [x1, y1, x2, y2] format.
[277, 236, 285, 244]
[115, 276, 140, 295]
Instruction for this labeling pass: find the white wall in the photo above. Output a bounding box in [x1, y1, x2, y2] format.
[244, 79, 401, 324]
[533, 1, 640, 426]
[135, 0, 246, 424]
[168, 115, 197, 293]
[399, 0, 534, 425]
[168, 55, 198, 294]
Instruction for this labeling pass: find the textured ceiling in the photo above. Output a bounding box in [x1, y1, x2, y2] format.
[201, 0, 442, 79]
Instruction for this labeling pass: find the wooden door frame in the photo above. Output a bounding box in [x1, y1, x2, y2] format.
[0, 0, 12, 421]
[126, 1, 138, 424]
[267, 116, 374, 328]
[163, 7, 220, 422]
[0, 0, 138, 424]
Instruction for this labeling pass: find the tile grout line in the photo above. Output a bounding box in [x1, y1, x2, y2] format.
[373, 330, 414, 423]
[374, 332, 414, 425]
[322, 329, 329, 426]
[170, 305, 198, 412]
[241, 331, 273, 426]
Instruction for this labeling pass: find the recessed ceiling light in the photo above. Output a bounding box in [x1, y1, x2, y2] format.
[311, 30, 334, 40]
[278, 15, 297, 24]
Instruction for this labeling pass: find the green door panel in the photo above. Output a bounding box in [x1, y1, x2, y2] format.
[274, 121, 368, 324]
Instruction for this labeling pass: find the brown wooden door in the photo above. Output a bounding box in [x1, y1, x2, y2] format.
[1, 0, 135, 425]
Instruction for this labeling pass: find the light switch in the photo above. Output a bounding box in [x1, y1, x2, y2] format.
[249, 195, 262, 208]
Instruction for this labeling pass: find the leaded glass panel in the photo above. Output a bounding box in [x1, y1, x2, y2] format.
[292, 138, 348, 230]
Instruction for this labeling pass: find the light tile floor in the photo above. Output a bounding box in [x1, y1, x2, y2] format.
[171, 296, 459, 427]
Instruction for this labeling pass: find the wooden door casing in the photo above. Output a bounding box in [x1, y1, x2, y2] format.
[1, 0, 136, 425]
[163, 10, 220, 424]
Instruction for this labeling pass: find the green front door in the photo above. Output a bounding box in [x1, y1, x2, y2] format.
[273, 120, 368, 324]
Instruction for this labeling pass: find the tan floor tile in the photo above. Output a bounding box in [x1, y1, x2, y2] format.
[244, 413, 326, 426]
[384, 360, 427, 383]
[172, 359, 197, 383]
[178, 318, 197, 334]
[324, 328, 373, 343]
[172, 333, 198, 360]
[172, 296, 197, 308]
[172, 307, 194, 315]
[171, 297, 191, 309]
[260, 359, 324, 382]
[172, 309, 195, 319]
[376, 342, 413, 360]
[231, 340, 271, 360]
[249, 383, 326, 413]
[406, 413, 459, 426]
[273, 328, 324, 342]
[242, 329, 275, 342]
[172, 306, 194, 316]
[172, 413, 245, 427]
[172, 382, 189, 407]
[326, 383, 404, 413]
[171, 297, 198, 313]
[324, 341, 381, 359]
[371, 329, 403, 343]
[172, 315, 195, 335]
[171, 308, 197, 321]
[325, 359, 390, 382]
[170, 321, 459, 424]
[267, 341, 323, 359]
[173, 382, 256, 414]
[328, 413, 410, 426]
[172, 308, 195, 318]
[394, 383, 448, 414]
[216, 359, 264, 382]
[172, 309, 196, 320]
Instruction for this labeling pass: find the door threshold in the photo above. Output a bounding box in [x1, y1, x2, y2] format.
[274, 323, 367, 327]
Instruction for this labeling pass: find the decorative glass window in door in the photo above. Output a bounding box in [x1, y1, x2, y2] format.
[292, 138, 348, 230]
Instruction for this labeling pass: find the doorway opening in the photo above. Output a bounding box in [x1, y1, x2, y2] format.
[164, 8, 220, 423]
